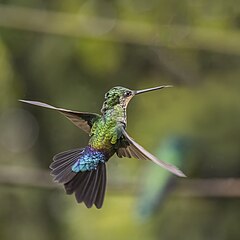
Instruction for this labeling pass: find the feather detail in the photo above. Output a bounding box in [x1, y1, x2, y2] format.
[117, 128, 186, 177]
[66, 163, 107, 208]
[50, 147, 107, 208]
[19, 100, 100, 134]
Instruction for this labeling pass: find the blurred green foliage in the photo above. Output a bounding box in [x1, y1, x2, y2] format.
[0, 0, 240, 240]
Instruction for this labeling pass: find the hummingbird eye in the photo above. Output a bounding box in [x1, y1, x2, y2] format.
[124, 91, 131, 97]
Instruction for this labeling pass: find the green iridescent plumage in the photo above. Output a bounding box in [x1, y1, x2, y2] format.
[89, 87, 132, 150]
[19, 85, 186, 209]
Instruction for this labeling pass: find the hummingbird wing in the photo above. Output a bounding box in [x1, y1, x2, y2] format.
[117, 128, 186, 177]
[19, 100, 100, 134]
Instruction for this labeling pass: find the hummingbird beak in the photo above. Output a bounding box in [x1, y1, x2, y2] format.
[134, 85, 173, 95]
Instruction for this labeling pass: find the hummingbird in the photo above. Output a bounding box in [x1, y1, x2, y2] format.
[20, 85, 186, 209]
[136, 136, 187, 220]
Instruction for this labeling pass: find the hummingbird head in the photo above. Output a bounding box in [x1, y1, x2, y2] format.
[101, 85, 172, 113]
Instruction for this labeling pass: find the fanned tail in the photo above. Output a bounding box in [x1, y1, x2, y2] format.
[50, 148, 107, 209]
[65, 163, 106, 208]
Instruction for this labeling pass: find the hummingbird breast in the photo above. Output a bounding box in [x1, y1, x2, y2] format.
[89, 105, 126, 153]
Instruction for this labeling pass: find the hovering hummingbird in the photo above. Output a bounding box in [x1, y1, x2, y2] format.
[20, 85, 186, 209]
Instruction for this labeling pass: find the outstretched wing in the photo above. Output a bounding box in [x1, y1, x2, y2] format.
[19, 100, 100, 134]
[117, 128, 186, 177]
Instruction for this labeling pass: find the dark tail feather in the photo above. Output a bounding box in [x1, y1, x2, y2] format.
[64, 163, 107, 209]
[95, 164, 107, 209]
[50, 148, 107, 208]
[50, 148, 84, 183]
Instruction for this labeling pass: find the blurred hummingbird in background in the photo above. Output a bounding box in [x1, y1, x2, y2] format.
[20, 85, 186, 209]
[136, 136, 187, 221]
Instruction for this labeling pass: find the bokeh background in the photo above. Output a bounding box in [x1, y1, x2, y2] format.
[0, 1, 240, 240]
